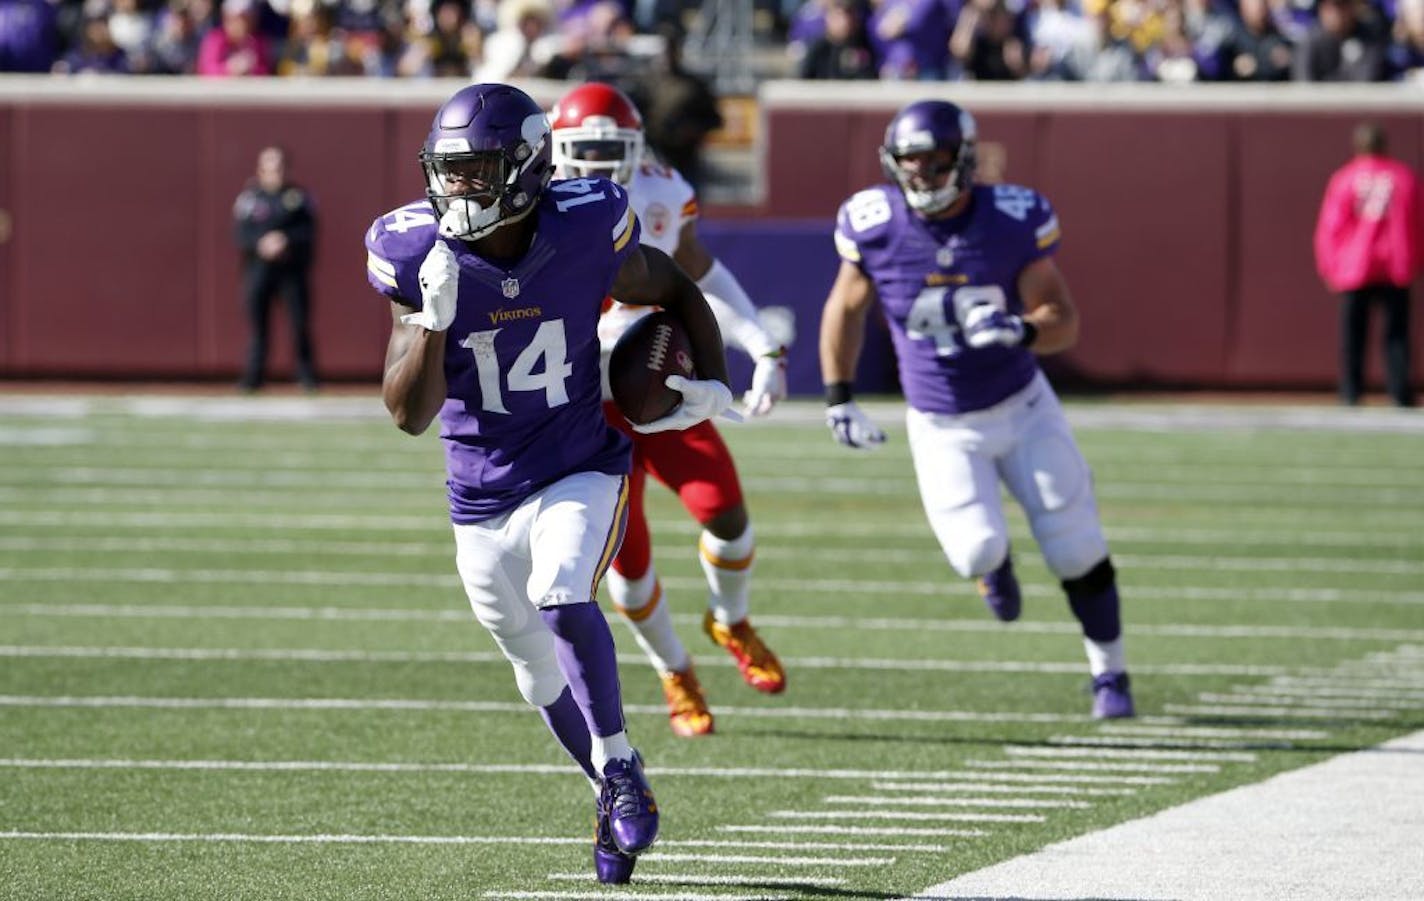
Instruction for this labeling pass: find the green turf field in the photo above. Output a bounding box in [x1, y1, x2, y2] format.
[1, 395, 1421, 900]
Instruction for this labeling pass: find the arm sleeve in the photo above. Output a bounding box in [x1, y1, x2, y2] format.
[697, 258, 780, 358]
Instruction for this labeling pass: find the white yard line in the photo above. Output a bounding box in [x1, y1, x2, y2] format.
[8, 566, 1424, 607]
[547, 873, 846, 886]
[7, 602, 1424, 645]
[0, 831, 585, 845]
[0, 643, 1340, 679]
[4, 508, 1423, 550]
[769, 811, 1045, 823]
[964, 758, 1221, 773]
[909, 729, 1424, 901]
[0, 694, 1087, 724]
[489, 888, 791, 893]
[717, 825, 986, 838]
[9, 535, 1424, 576]
[823, 795, 1091, 810]
[868, 781, 1136, 796]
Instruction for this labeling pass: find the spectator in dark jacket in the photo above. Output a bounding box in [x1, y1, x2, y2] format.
[233, 145, 319, 392]
[1293, 0, 1390, 80]
[798, 0, 877, 78]
[1221, 0, 1295, 79]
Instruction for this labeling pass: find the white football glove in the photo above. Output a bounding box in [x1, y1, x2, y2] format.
[960, 304, 1027, 349]
[632, 375, 742, 434]
[401, 240, 460, 332]
[826, 401, 886, 450]
[742, 349, 788, 418]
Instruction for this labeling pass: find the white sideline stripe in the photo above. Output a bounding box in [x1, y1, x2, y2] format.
[9, 603, 1423, 647]
[869, 782, 1135, 797]
[9, 534, 1424, 577]
[1257, 684, 1424, 701]
[642, 852, 891, 867]
[824, 795, 1091, 810]
[1165, 704, 1395, 720]
[547, 873, 847, 887]
[1047, 735, 1295, 751]
[0, 695, 1085, 725]
[718, 825, 987, 838]
[0, 643, 1311, 680]
[0, 758, 1118, 783]
[771, 811, 1045, 824]
[911, 729, 1424, 901]
[1005, 746, 1257, 763]
[1100, 725, 1330, 740]
[488, 893, 790, 901]
[0, 831, 585, 846]
[4, 508, 1422, 551]
[966, 759, 1220, 773]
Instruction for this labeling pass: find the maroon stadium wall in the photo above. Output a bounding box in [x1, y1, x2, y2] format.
[1, 79, 1420, 393]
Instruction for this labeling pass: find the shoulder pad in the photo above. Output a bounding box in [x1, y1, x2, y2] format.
[833, 186, 897, 262]
[365, 200, 437, 298]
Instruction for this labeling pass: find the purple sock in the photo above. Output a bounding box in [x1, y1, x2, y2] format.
[539, 686, 597, 781]
[1068, 582, 1121, 642]
[540, 602, 627, 738]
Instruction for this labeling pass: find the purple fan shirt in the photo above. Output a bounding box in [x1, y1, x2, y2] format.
[834, 182, 1061, 415]
[365, 177, 640, 523]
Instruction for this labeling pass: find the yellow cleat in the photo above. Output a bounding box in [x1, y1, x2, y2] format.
[660, 666, 714, 737]
[702, 611, 786, 694]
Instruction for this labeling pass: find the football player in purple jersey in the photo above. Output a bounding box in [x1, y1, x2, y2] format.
[365, 83, 736, 884]
[818, 99, 1134, 720]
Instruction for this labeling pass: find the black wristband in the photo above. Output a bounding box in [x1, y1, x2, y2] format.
[1019, 320, 1039, 348]
[825, 381, 854, 406]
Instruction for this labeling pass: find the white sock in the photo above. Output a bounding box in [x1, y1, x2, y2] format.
[1084, 637, 1126, 677]
[591, 731, 633, 774]
[607, 568, 690, 675]
[700, 525, 755, 625]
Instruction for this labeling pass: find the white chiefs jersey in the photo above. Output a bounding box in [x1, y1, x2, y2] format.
[598, 159, 700, 357]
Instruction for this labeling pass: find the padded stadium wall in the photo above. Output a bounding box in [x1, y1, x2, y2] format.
[0, 77, 1420, 394]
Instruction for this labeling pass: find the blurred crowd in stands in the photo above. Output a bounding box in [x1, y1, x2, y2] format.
[1, 0, 1421, 83]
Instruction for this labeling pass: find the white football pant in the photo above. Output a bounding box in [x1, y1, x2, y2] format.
[906, 371, 1108, 582]
[452, 471, 628, 708]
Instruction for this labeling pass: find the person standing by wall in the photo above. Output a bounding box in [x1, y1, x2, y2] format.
[233, 145, 319, 392]
[1314, 121, 1420, 407]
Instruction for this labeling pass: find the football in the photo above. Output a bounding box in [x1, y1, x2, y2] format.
[608, 310, 697, 425]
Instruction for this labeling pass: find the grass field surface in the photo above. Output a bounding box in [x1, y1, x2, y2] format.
[1, 394, 1421, 900]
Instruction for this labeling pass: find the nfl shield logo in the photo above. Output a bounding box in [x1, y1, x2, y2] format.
[501, 278, 521, 299]
[936, 246, 955, 268]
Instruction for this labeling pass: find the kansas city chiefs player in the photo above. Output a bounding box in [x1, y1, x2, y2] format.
[550, 81, 788, 737]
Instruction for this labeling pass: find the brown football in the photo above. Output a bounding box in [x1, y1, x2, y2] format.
[608, 310, 697, 425]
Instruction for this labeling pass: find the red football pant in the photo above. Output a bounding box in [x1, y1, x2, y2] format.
[603, 401, 744, 579]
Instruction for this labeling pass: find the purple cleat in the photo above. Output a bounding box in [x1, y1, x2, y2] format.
[600, 751, 659, 855]
[1092, 671, 1135, 719]
[593, 794, 636, 884]
[977, 556, 1022, 622]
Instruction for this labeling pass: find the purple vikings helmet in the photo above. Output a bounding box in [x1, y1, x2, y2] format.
[879, 100, 978, 215]
[419, 83, 554, 241]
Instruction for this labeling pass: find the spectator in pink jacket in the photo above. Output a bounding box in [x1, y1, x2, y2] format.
[197, 0, 273, 76]
[1314, 121, 1420, 407]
